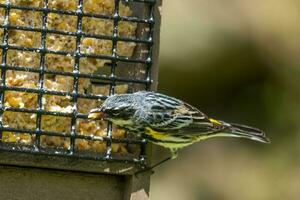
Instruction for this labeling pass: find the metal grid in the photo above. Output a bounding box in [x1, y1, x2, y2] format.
[0, 0, 156, 166]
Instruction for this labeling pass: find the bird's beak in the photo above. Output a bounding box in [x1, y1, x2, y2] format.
[88, 108, 107, 120]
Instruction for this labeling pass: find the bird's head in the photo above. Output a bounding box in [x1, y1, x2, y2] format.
[88, 94, 137, 126]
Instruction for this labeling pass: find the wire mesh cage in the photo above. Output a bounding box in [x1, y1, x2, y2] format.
[0, 0, 158, 170]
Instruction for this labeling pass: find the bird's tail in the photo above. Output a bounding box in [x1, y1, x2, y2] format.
[223, 122, 270, 143]
[207, 118, 270, 143]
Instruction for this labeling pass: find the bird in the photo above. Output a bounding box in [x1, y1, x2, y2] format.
[88, 91, 270, 161]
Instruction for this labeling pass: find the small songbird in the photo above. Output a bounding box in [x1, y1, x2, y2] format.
[88, 91, 270, 160]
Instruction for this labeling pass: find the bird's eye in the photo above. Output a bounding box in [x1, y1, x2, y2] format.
[112, 111, 119, 116]
[106, 108, 120, 116]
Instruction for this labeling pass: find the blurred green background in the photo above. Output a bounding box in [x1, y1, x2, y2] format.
[150, 0, 300, 199]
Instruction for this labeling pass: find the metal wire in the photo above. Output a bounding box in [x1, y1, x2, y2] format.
[0, 0, 156, 165]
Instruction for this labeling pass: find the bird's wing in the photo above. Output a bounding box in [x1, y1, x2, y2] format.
[174, 102, 222, 134]
[142, 93, 217, 134]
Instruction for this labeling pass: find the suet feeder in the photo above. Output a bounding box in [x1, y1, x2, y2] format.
[0, 0, 161, 199]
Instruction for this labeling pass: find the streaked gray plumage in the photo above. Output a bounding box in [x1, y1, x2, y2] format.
[89, 91, 270, 158]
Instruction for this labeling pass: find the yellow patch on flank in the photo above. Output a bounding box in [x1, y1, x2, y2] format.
[145, 127, 167, 140]
[209, 118, 222, 125]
